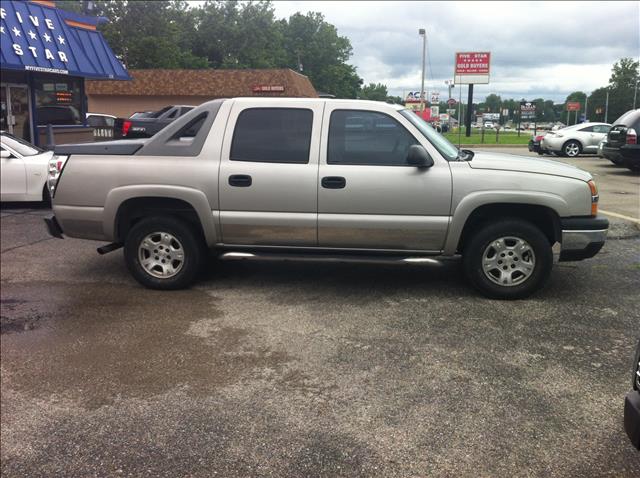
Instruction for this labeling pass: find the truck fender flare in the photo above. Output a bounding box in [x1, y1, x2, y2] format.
[443, 191, 568, 255]
[104, 185, 218, 246]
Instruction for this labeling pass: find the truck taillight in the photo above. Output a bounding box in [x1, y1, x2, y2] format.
[122, 120, 132, 136]
[48, 154, 68, 198]
[626, 128, 637, 144]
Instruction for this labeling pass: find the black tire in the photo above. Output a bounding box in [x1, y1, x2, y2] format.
[124, 216, 206, 290]
[463, 219, 553, 300]
[562, 140, 582, 158]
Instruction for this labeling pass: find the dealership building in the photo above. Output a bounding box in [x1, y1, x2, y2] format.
[1, 0, 130, 145]
[86, 68, 318, 118]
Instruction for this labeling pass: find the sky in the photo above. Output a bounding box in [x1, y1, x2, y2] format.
[269, 1, 640, 103]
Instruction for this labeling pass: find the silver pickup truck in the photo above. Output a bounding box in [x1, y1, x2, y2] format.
[44, 98, 608, 299]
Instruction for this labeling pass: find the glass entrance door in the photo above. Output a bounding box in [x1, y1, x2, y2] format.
[0, 86, 7, 132]
[1, 85, 32, 142]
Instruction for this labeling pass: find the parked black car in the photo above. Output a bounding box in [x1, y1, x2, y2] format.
[115, 105, 195, 139]
[625, 340, 640, 450]
[602, 109, 640, 172]
[528, 133, 549, 155]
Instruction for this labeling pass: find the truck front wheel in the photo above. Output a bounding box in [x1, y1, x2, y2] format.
[124, 216, 205, 290]
[463, 219, 553, 299]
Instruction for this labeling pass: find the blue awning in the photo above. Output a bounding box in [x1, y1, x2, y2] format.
[0, 0, 130, 80]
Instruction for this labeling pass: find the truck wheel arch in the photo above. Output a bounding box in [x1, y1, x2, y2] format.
[444, 192, 567, 255]
[104, 185, 218, 246]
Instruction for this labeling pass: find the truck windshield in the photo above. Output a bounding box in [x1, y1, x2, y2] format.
[399, 109, 459, 161]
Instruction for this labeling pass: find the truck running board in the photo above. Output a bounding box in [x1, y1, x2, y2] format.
[218, 251, 445, 266]
[97, 242, 123, 255]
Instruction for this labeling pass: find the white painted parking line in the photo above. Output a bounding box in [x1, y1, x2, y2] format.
[599, 209, 640, 224]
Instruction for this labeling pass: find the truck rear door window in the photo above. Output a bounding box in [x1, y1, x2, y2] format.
[230, 108, 313, 164]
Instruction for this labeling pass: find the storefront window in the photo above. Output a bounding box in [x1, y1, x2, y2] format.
[34, 77, 83, 126]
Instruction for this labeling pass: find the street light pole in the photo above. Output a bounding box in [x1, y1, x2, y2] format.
[604, 89, 609, 123]
[419, 29, 426, 114]
[634, 79, 638, 109]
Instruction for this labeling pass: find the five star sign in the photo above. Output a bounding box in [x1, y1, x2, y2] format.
[0, 26, 5, 34]
[57, 35, 65, 45]
[28, 30, 37, 40]
[42, 32, 51, 42]
[12, 26, 21, 37]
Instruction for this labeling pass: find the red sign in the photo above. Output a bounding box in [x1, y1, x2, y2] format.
[566, 102, 581, 111]
[455, 52, 491, 74]
[252, 85, 285, 93]
[447, 98, 457, 106]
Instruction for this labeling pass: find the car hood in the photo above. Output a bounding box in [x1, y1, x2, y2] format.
[467, 151, 592, 181]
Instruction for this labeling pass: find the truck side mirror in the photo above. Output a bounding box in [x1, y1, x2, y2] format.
[406, 145, 434, 168]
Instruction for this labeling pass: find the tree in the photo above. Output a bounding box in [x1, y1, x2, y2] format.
[484, 94, 502, 113]
[606, 58, 639, 121]
[609, 57, 639, 90]
[386, 95, 404, 105]
[359, 83, 388, 101]
[280, 12, 362, 97]
[587, 87, 609, 122]
[92, 1, 209, 69]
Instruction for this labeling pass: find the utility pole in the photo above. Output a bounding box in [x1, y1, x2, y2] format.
[584, 95, 588, 122]
[604, 89, 609, 123]
[634, 79, 638, 109]
[419, 29, 426, 115]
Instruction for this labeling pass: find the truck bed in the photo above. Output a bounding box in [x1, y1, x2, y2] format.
[54, 139, 148, 156]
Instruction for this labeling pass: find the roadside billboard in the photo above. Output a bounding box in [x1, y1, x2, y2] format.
[454, 52, 491, 84]
[566, 102, 581, 111]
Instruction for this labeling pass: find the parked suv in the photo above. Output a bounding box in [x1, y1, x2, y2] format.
[45, 98, 608, 299]
[602, 109, 640, 171]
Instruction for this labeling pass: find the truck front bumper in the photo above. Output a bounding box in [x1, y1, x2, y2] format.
[559, 216, 609, 261]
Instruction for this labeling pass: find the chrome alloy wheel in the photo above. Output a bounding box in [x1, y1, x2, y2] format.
[138, 232, 185, 279]
[565, 142, 580, 157]
[482, 236, 536, 287]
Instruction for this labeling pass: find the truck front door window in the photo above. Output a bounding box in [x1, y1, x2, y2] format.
[328, 110, 417, 166]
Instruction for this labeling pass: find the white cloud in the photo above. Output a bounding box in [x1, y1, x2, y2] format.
[271, 1, 640, 102]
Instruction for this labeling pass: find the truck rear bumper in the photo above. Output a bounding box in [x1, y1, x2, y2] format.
[44, 215, 64, 239]
[559, 216, 609, 261]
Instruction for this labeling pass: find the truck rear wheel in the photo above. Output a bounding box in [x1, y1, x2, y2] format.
[463, 219, 553, 299]
[124, 216, 205, 290]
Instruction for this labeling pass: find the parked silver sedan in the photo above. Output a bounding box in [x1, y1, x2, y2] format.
[541, 122, 611, 157]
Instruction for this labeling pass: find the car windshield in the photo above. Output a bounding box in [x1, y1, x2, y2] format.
[1, 132, 44, 156]
[149, 106, 173, 118]
[399, 109, 459, 160]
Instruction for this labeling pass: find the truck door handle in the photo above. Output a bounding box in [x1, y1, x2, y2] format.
[321, 176, 346, 189]
[229, 174, 252, 187]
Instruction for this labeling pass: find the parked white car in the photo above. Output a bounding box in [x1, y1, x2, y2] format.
[1, 132, 54, 202]
[540, 122, 611, 157]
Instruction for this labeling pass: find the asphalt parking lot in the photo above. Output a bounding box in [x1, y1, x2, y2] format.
[1, 149, 639, 477]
